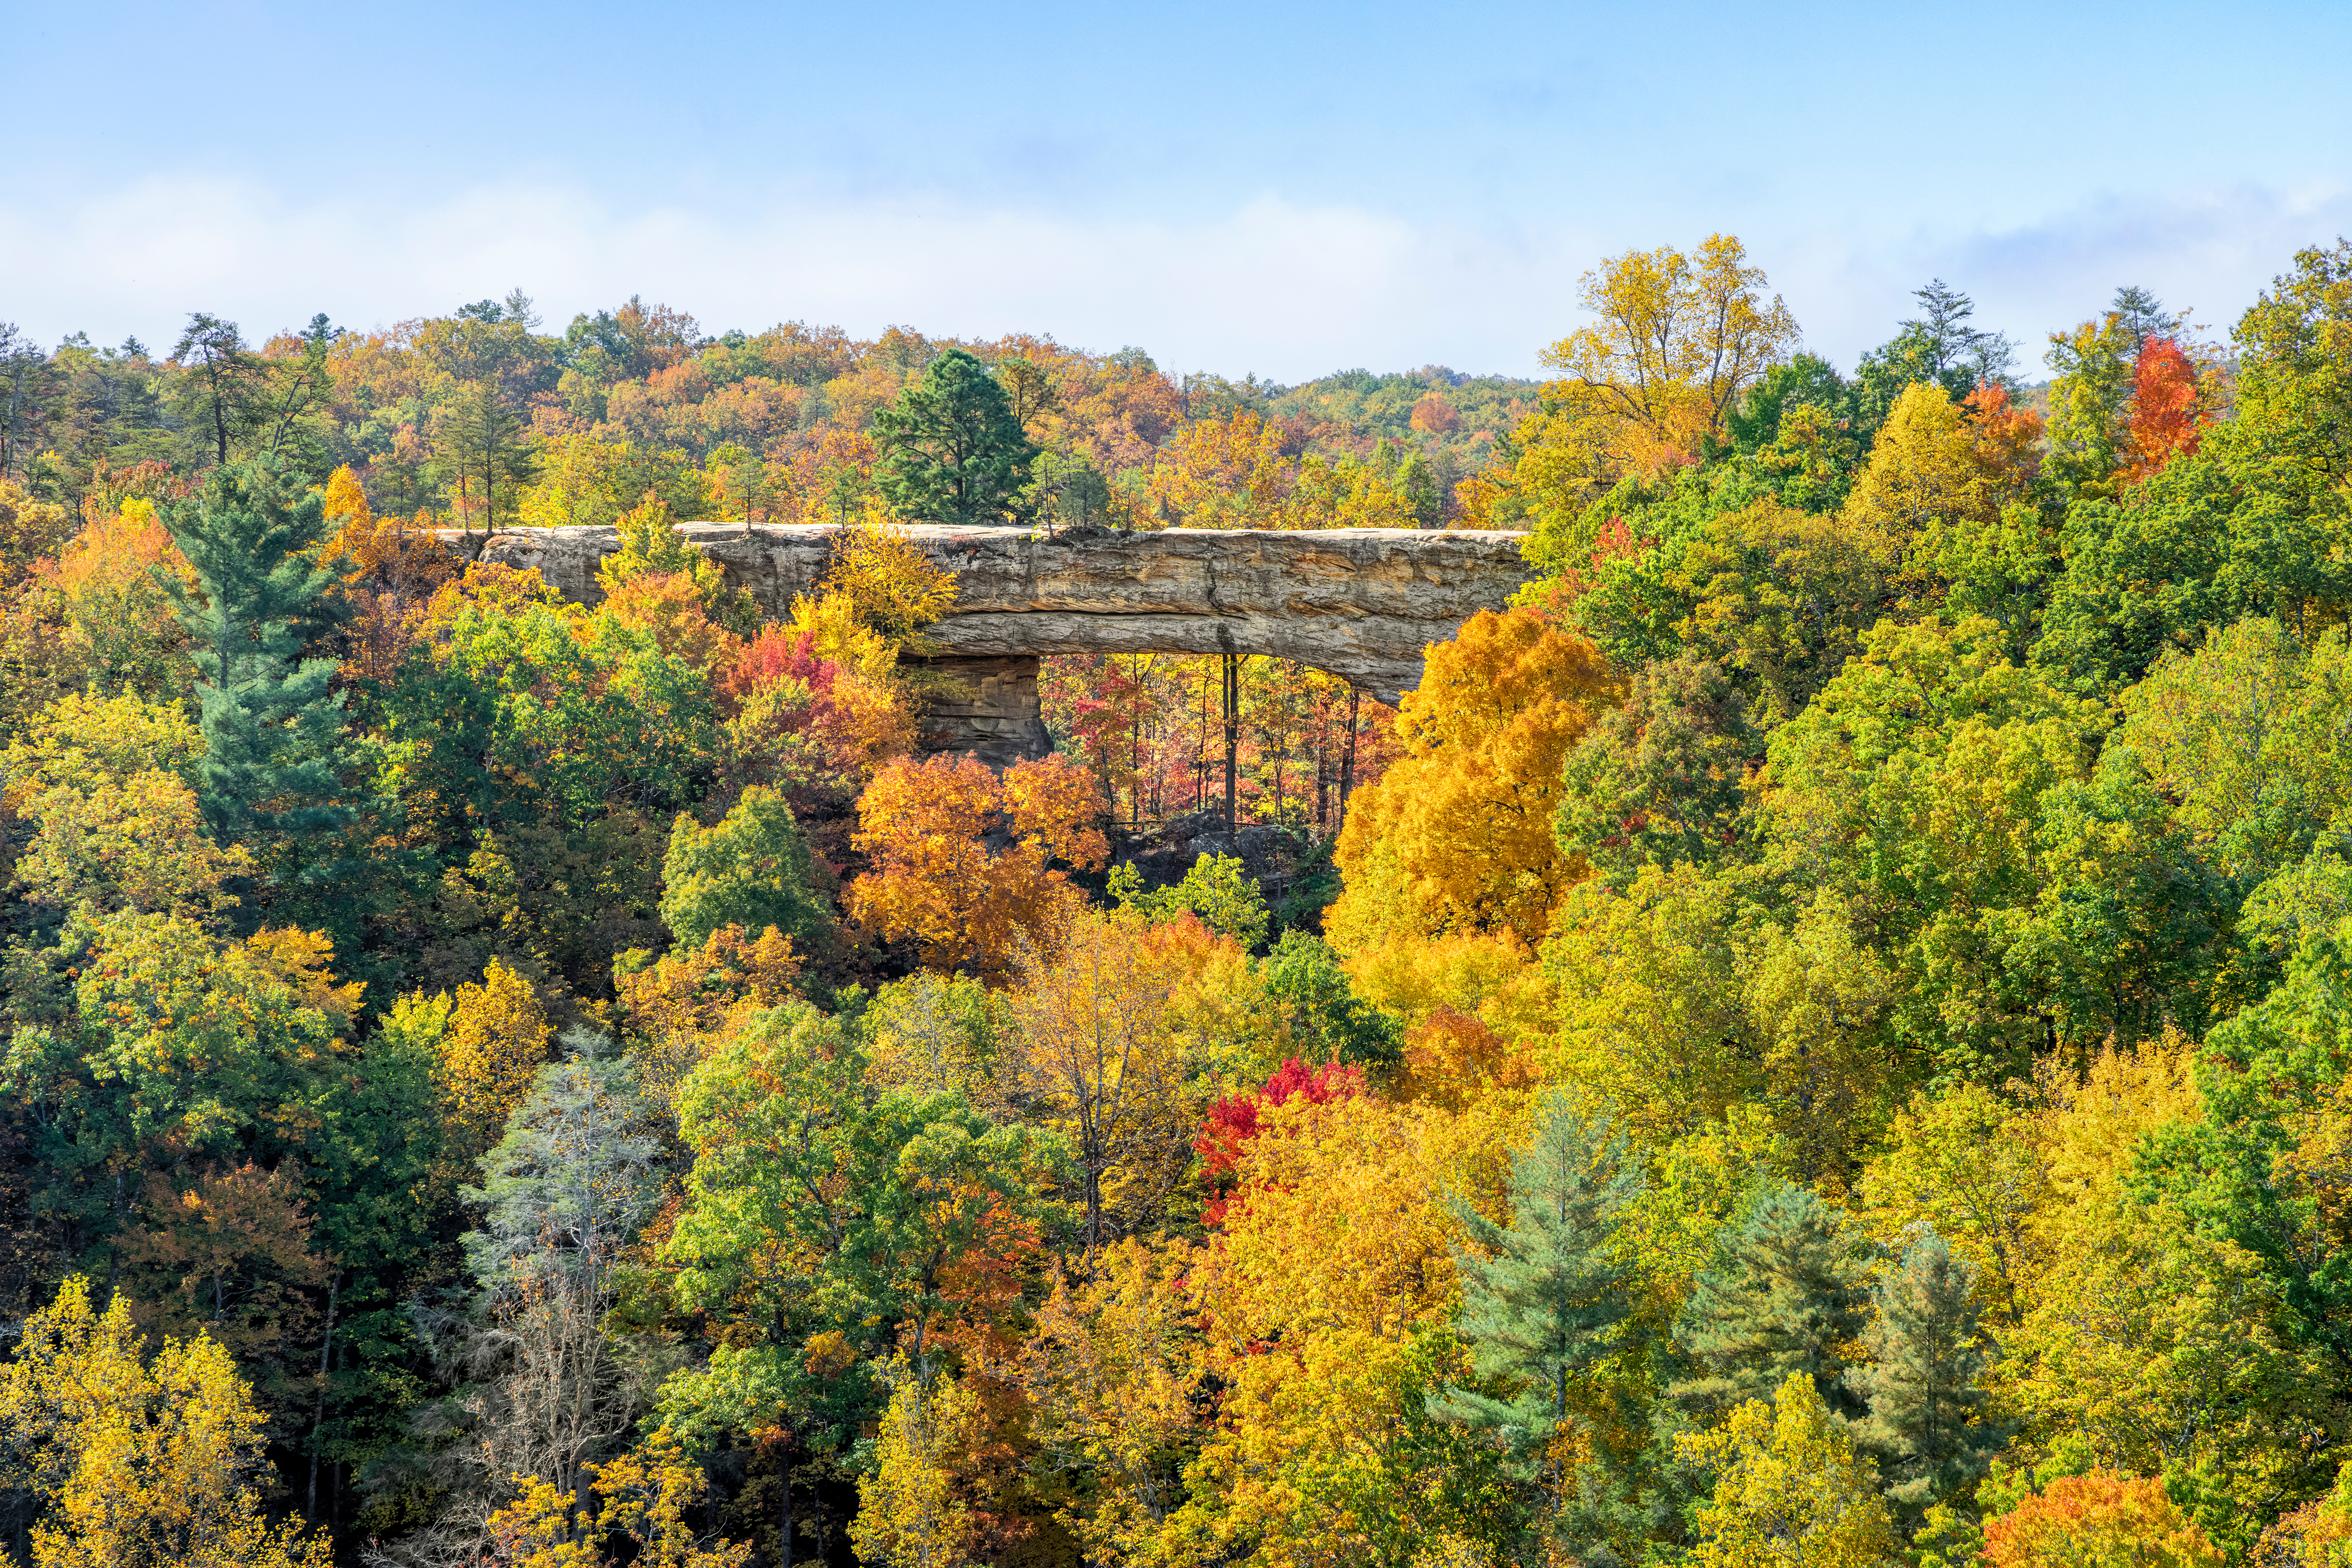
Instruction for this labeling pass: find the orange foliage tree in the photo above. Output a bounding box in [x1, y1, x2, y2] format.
[1330, 608, 1625, 949]
[849, 754, 1107, 981]
[1983, 1471, 2225, 1568]
[320, 465, 459, 684]
[118, 1161, 333, 1416]
[26, 499, 194, 698]
[2122, 337, 2212, 483]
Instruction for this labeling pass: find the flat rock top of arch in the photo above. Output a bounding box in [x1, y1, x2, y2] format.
[452, 522, 1532, 624]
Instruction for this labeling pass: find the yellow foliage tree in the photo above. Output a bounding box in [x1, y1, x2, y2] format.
[1019, 1238, 1207, 1564]
[613, 923, 802, 1110]
[1143, 409, 1294, 528]
[1341, 926, 1547, 1037]
[1330, 608, 1624, 950]
[4, 690, 251, 918]
[1174, 1088, 1523, 1567]
[1677, 1374, 1900, 1568]
[1142, 409, 1423, 530]
[777, 586, 900, 685]
[1007, 910, 1236, 1258]
[486, 1426, 753, 1568]
[1841, 381, 2024, 597]
[427, 957, 556, 1174]
[848, 1357, 983, 1568]
[599, 494, 752, 632]
[819, 502, 958, 649]
[5, 686, 205, 789]
[11, 768, 254, 918]
[1993, 1039, 2334, 1524]
[1857, 1081, 2049, 1325]
[0, 1276, 331, 1568]
[1537, 234, 1799, 483]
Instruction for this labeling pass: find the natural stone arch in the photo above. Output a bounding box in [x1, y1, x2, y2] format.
[470, 523, 1532, 763]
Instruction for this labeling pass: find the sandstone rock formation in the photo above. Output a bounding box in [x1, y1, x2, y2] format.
[462, 522, 1531, 763]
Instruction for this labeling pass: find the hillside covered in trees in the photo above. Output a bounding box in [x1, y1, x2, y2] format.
[4, 231, 2352, 1568]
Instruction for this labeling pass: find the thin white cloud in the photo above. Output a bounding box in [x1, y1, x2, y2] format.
[0, 176, 1595, 380]
[1773, 180, 2352, 372]
[4, 175, 2346, 382]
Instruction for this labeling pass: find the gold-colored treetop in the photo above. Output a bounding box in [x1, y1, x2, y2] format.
[1542, 233, 1800, 465]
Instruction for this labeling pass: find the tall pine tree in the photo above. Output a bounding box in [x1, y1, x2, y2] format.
[1438, 1099, 1642, 1455]
[873, 348, 1038, 524]
[1846, 1226, 2009, 1527]
[1666, 1180, 1869, 1425]
[1437, 1096, 1644, 1562]
[163, 457, 351, 869]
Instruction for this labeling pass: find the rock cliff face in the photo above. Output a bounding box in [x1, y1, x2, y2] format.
[465, 522, 1530, 761]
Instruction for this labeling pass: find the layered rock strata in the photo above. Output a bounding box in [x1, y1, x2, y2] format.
[462, 522, 1530, 760]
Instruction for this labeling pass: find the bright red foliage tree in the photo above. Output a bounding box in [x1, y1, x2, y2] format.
[1194, 1058, 1366, 1223]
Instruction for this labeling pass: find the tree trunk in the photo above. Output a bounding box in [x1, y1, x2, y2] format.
[308, 1272, 340, 1522]
[1339, 688, 1360, 825]
[1222, 653, 1240, 840]
[209, 356, 229, 465]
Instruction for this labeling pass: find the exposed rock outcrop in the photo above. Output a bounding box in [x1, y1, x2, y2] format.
[919, 655, 1054, 770]
[462, 521, 1530, 761]
[468, 522, 1528, 697]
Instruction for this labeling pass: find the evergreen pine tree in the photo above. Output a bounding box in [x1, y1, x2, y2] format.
[163, 456, 352, 857]
[1436, 1098, 1644, 1562]
[873, 348, 1039, 524]
[1846, 1226, 2010, 1526]
[1666, 1180, 1869, 1425]
[1436, 1097, 1641, 1458]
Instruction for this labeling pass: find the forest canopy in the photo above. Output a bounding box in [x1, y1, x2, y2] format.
[5, 232, 2352, 1568]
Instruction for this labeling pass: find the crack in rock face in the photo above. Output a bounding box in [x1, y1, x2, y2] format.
[456, 523, 1532, 763]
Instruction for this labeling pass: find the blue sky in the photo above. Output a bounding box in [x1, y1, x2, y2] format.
[7, 0, 2348, 381]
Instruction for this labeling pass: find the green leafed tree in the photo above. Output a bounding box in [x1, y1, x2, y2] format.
[1439, 1099, 1643, 1453]
[1436, 1097, 1644, 1556]
[660, 786, 829, 953]
[1557, 651, 1755, 889]
[1258, 929, 1403, 1071]
[432, 380, 540, 537]
[1108, 851, 1270, 948]
[872, 347, 1039, 524]
[657, 1000, 1055, 1552]
[171, 311, 260, 467]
